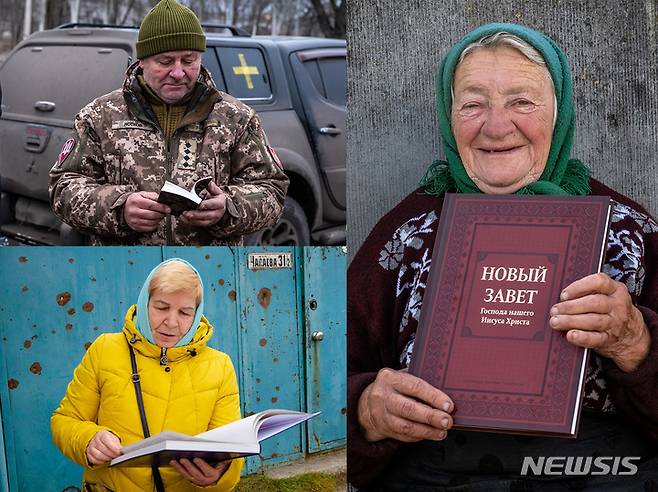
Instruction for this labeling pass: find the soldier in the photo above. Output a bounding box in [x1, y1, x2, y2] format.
[49, 0, 289, 245]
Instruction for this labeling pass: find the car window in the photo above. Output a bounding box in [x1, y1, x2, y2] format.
[318, 57, 346, 106]
[0, 45, 129, 123]
[215, 47, 272, 101]
[201, 49, 227, 91]
[297, 53, 346, 107]
[301, 60, 326, 99]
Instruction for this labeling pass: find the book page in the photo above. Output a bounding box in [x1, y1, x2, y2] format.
[112, 440, 258, 467]
[196, 414, 259, 444]
[160, 181, 200, 203]
[112, 410, 319, 467]
[121, 431, 204, 454]
[256, 412, 320, 441]
[195, 410, 318, 444]
[193, 176, 213, 196]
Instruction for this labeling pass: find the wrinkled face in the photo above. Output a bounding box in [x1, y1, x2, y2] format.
[148, 289, 197, 348]
[451, 46, 555, 194]
[139, 50, 202, 104]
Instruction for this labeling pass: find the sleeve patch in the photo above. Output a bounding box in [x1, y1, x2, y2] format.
[56, 138, 76, 167]
[268, 146, 283, 169]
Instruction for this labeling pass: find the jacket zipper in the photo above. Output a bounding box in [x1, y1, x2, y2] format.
[165, 102, 174, 245]
[165, 142, 173, 245]
[160, 347, 168, 366]
[132, 94, 174, 245]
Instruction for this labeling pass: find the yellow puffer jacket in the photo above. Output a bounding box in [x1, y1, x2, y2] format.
[51, 305, 243, 491]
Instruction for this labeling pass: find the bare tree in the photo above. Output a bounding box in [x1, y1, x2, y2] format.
[104, 0, 117, 23]
[271, 0, 297, 35]
[270, 0, 282, 35]
[117, 0, 137, 24]
[44, 0, 68, 29]
[248, 0, 266, 34]
[68, 0, 80, 22]
[23, 0, 33, 37]
[309, 0, 344, 38]
[293, 0, 302, 35]
[231, 0, 240, 25]
[0, 0, 344, 57]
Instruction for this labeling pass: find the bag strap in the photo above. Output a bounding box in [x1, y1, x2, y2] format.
[129, 342, 166, 492]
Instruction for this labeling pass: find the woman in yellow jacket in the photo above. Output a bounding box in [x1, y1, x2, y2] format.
[51, 258, 243, 491]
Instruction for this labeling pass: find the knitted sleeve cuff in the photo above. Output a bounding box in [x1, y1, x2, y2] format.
[602, 305, 658, 386]
[347, 372, 400, 488]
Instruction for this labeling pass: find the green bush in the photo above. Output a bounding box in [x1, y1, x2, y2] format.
[236, 472, 337, 492]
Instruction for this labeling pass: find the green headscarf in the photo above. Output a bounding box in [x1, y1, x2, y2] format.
[420, 22, 591, 196]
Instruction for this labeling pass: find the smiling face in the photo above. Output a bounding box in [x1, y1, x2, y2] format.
[451, 46, 555, 194]
[139, 50, 202, 104]
[148, 288, 197, 348]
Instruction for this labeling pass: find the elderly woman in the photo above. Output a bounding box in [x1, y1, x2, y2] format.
[348, 23, 658, 490]
[51, 258, 243, 492]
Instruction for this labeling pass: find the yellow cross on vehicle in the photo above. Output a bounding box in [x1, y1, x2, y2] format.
[232, 53, 259, 89]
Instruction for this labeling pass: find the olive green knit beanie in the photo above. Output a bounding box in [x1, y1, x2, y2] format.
[136, 0, 206, 59]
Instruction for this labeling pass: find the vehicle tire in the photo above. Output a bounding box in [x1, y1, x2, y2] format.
[243, 196, 311, 246]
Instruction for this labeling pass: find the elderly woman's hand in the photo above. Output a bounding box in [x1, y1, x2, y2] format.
[171, 458, 231, 487]
[358, 368, 454, 443]
[86, 430, 122, 465]
[550, 273, 651, 372]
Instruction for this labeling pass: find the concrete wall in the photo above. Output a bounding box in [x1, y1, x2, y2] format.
[347, 0, 658, 255]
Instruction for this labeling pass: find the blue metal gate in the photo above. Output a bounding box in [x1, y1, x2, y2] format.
[0, 246, 345, 491]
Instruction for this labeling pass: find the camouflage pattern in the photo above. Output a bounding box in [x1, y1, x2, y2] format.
[49, 61, 289, 245]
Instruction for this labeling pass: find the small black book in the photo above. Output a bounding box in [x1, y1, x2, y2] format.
[157, 176, 212, 215]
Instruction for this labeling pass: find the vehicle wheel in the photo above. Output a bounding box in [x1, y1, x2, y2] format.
[244, 197, 310, 246]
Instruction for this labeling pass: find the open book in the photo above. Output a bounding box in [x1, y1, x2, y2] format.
[110, 409, 319, 468]
[157, 176, 213, 215]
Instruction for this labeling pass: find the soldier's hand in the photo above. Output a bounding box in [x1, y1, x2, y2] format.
[180, 181, 226, 227]
[124, 191, 170, 232]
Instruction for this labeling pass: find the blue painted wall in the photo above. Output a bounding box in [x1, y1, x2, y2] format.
[0, 246, 345, 491]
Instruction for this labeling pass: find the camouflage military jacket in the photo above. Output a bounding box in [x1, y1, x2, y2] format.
[49, 62, 288, 245]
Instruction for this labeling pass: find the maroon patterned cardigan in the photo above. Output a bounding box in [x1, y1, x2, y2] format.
[347, 179, 658, 488]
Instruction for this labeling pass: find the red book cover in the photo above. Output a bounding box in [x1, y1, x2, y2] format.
[408, 194, 612, 437]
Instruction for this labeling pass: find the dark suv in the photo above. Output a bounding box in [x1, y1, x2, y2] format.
[0, 25, 345, 245]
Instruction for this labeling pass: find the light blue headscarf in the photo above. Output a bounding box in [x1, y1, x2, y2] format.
[135, 258, 204, 347]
